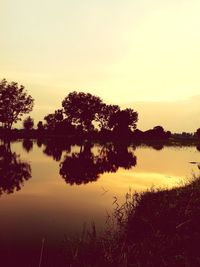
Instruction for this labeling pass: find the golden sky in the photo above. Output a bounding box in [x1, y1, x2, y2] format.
[1, 0, 200, 132]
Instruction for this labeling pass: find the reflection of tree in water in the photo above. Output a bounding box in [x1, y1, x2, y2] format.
[0, 143, 31, 195]
[37, 139, 43, 148]
[60, 143, 100, 185]
[151, 143, 164, 151]
[42, 139, 71, 162]
[112, 144, 137, 169]
[59, 142, 137, 185]
[22, 139, 33, 153]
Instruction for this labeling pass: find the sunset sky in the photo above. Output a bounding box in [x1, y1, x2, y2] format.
[1, 0, 200, 132]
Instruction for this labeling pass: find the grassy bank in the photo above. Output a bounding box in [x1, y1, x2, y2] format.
[61, 176, 200, 267]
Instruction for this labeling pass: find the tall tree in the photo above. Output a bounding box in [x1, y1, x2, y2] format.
[62, 92, 103, 132]
[0, 79, 34, 129]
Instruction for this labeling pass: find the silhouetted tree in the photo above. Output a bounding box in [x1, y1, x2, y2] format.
[44, 109, 64, 131]
[152, 126, 165, 139]
[132, 129, 144, 140]
[180, 132, 193, 139]
[23, 116, 34, 130]
[153, 125, 164, 132]
[37, 121, 44, 132]
[144, 126, 171, 140]
[109, 108, 138, 137]
[96, 104, 120, 131]
[22, 139, 33, 152]
[0, 143, 31, 195]
[196, 128, 200, 139]
[196, 144, 200, 152]
[55, 118, 76, 134]
[62, 92, 103, 132]
[166, 131, 172, 139]
[0, 79, 34, 129]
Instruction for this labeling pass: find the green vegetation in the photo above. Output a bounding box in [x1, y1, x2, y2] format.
[61, 176, 200, 267]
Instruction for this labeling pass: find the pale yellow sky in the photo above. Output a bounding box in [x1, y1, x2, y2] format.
[1, 0, 200, 131]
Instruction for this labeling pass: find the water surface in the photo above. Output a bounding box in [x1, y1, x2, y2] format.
[0, 140, 199, 266]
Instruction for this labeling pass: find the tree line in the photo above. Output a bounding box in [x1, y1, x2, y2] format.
[0, 79, 138, 137]
[2, 78, 199, 141]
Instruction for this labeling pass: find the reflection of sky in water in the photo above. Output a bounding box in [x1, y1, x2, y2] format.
[0, 142, 199, 250]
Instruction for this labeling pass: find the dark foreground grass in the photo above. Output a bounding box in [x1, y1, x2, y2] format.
[62, 177, 200, 267]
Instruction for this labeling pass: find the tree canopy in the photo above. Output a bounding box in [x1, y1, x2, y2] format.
[109, 108, 138, 135]
[0, 79, 34, 129]
[62, 91, 103, 132]
[44, 109, 63, 131]
[61, 91, 138, 136]
[95, 104, 120, 131]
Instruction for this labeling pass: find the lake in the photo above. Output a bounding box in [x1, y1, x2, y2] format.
[0, 139, 199, 266]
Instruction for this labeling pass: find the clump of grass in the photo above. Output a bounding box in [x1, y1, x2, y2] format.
[124, 175, 200, 267]
[62, 176, 200, 267]
[61, 191, 135, 267]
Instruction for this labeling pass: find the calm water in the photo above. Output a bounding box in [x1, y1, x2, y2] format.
[0, 139, 199, 265]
